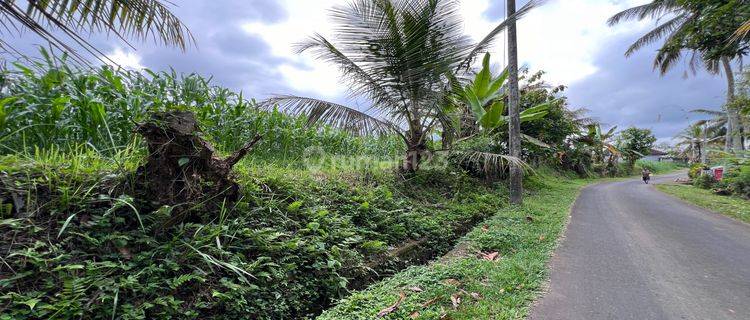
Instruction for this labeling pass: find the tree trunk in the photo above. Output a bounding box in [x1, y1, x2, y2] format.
[507, 0, 523, 205]
[725, 104, 733, 152]
[135, 111, 261, 228]
[693, 142, 698, 163]
[722, 57, 743, 151]
[402, 120, 425, 173]
[700, 126, 708, 164]
[402, 145, 425, 173]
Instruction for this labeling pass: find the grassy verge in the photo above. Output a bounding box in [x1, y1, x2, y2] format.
[318, 174, 590, 319]
[655, 184, 750, 224]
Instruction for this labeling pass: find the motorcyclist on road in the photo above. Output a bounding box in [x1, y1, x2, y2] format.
[642, 168, 651, 184]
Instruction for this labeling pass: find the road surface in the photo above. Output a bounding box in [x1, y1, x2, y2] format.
[530, 172, 750, 320]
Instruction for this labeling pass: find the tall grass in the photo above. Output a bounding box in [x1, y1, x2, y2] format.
[0, 50, 402, 162]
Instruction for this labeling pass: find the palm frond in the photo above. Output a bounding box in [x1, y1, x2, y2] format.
[690, 108, 726, 117]
[702, 56, 721, 75]
[521, 133, 550, 148]
[326, 0, 473, 98]
[607, 0, 679, 26]
[565, 107, 597, 127]
[624, 14, 687, 57]
[692, 119, 710, 126]
[296, 34, 402, 115]
[262, 95, 399, 138]
[450, 150, 531, 175]
[651, 12, 698, 75]
[731, 18, 750, 42]
[653, 44, 684, 75]
[0, 0, 193, 64]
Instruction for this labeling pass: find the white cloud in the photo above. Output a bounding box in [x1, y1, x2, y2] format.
[243, 0, 651, 98]
[243, 0, 345, 98]
[106, 48, 144, 70]
[461, 0, 650, 85]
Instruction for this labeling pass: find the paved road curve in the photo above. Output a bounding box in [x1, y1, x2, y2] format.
[530, 172, 750, 320]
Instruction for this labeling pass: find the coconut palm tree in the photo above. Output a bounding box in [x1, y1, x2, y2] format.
[264, 0, 541, 172]
[733, 19, 750, 42]
[675, 123, 723, 163]
[0, 0, 193, 64]
[507, 0, 523, 204]
[676, 124, 705, 163]
[608, 1, 744, 151]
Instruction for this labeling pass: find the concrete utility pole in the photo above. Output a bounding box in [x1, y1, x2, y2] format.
[507, 0, 523, 205]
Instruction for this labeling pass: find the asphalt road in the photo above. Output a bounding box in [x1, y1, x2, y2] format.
[530, 172, 750, 320]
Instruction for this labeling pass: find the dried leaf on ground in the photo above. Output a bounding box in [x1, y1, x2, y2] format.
[409, 311, 420, 319]
[422, 297, 440, 307]
[479, 251, 499, 261]
[481, 225, 489, 232]
[377, 292, 406, 318]
[450, 293, 461, 309]
[409, 286, 424, 292]
[117, 247, 132, 260]
[539, 234, 546, 241]
[443, 278, 461, 286]
[470, 292, 482, 300]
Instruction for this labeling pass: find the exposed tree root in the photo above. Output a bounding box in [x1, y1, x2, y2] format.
[134, 111, 261, 227]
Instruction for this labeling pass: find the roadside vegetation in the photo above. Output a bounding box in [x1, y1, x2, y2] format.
[656, 183, 750, 224]
[319, 172, 588, 319]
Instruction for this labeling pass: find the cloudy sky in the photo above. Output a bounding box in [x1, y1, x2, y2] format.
[8, 0, 733, 142]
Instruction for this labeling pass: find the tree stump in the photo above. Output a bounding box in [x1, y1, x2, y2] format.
[134, 111, 261, 227]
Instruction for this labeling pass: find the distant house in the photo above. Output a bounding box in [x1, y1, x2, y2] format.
[642, 149, 667, 162]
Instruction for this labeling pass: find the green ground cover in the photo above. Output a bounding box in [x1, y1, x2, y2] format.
[655, 184, 750, 224]
[319, 173, 589, 319]
[0, 151, 515, 319]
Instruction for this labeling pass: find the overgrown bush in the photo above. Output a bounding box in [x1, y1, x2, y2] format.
[728, 165, 750, 198]
[689, 163, 708, 179]
[556, 143, 594, 177]
[693, 173, 716, 189]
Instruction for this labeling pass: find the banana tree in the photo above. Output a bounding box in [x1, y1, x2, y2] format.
[579, 124, 620, 173]
[450, 53, 551, 145]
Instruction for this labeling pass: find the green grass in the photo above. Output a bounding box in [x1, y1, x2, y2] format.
[655, 184, 750, 224]
[318, 174, 590, 319]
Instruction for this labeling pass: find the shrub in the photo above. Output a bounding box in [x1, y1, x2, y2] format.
[728, 165, 750, 198]
[693, 173, 716, 189]
[689, 163, 709, 179]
